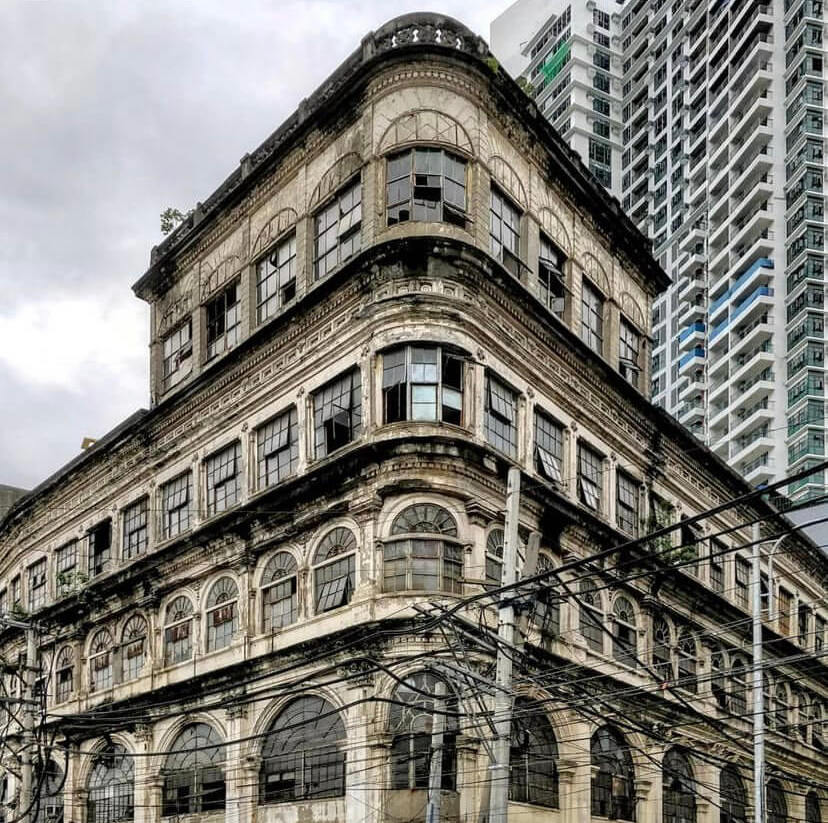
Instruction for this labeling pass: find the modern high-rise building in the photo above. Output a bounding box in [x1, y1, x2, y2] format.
[492, 0, 828, 503]
[491, 0, 625, 197]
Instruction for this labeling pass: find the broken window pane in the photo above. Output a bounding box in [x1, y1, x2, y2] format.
[490, 186, 522, 277]
[122, 498, 148, 560]
[484, 374, 518, 456]
[206, 280, 241, 360]
[162, 320, 193, 390]
[257, 232, 297, 323]
[162, 472, 192, 539]
[314, 179, 362, 279]
[313, 368, 362, 458]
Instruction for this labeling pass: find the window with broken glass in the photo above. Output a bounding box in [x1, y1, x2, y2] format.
[314, 178, 361, 279]
[205, 442, 241, 516]
[27, 559, 47, 612]
[162, 320, 192, 390]
[382, 345, 463, 425]
[55, 540, 78, 596]
[490, 186, 522, 277]
[616, 472, 639, 536]
[581, 279, 604, 354]
[313, 369, 362, 458]
[122, 498, 148, 560]
[619, 318, 641, 387]
[313, 527, 357, 613]
[384, 504, 462, 593]
[534, 409, 564, 483]
[205, 280, 240, 361]
[484, 373, 518, 457]
[386, 148, 467, 226]
[539, 233, 567, 318]
[257, 407, 299, 488]
[578, 443, 603, 511]
[256, 231, 296, 324]
[161, 472, 192, 539]
[87, 521, 112, 578]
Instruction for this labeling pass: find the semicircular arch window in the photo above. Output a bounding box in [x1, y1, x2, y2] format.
[262, 552, 299, 631]
[313, 528, 357, 613]
[162, 723, 225, 816]
[205, 577, 239, 652]
[88, 744, 134, 823]
[121, 615, 148, 682]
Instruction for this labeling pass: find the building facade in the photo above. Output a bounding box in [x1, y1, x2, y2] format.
[0, 13, 826, 823]
[492, 0, 828, 504]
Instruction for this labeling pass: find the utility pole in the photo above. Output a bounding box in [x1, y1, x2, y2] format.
[0, 615, 38, 823]
[426, 680, 447, 823]
[489, 466, 520, 823]
[751, 521, 764, 823]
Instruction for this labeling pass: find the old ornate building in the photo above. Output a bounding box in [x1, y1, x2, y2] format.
[0, 13, 825, 823]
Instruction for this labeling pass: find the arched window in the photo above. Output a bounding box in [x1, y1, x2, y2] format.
[663, 749, 696, 823]
[677, 631, 697, 693]
[87, 744, 134, 823]
[535, 552, 560, 637]
[813, 700, 824, 749]
[313, 527, 357, 613]
[720, 766, 747, 823]
[806, 791, 821, 823]
[259, 696, 346, 804]
[384, 505, 461, 593]
[798, 692, 812, 742]
[162, 724, 225, 816]
[55, 647, 74, 704]
[205, 577, 239, 651]
[775, 684, 789, 732]
[710, 645, 728, 709]
[580, 580, 604, 652]
[89, 630, 114, 692]
[389, 671, 457, 792]
[613, 597, 637, 667]
[763, 675, 774, 729]
[121, 616, 148, 682]
[729, 657, 747, 716]
[510, 698, 558, 807]
[768, 780, 788, 823]
[652, 617, 672, 682]
[261, 552, 299, 631]
[164, 596, 194, 665]
[591, 726, 636, 820]
[34, 760, 64, 823]
[486, 528, 504, 585]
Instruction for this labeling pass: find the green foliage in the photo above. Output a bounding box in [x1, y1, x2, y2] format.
[485, 56, 500, 73]
[516, 76, 535, 97]
[160, 207, 191, 236]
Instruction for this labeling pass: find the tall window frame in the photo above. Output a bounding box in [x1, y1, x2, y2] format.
[383, 504, 462, 593]
[386, 147, 467, 226]
[581, 278, 605, 354]
[27, 559, 47, 612]
[591, 725, 636, 821]
[662, 749, 696, 823]
[122, 498, 149, 560]
[55, 646, 74, 704]
[256, 231, 297, 324]
[55, 540, 78, 597]
[619, 318, 642, 388]
[580, 580, 604, 652]
[612, 596, 637, 667]
[313, 177, 362, 280]
[261, 552, 299, 632]
[313, 527, 357, 613]
[484, 373, 518, 457]
[121, 615, 148, 682]
[720, 767, 747, 823]
[257, 407, 299, 489]
[313, 368, 362, 458]
[205, 442, 242, 516]
[382, 344, 464, 426]
[539, 232, 567, 318]
[578, 442, 604, 511]
[87, 745, 134, 823]
[162, 319, 192, 391]
[616, 472, 639, 536]
[88, 630, 114, 692]
[205, 577, 239, 652]
[205, 279, 240, 361]
[162, 724, 226, 816]
[510, 697, 559, 807]
[161, 472, 192, 539]
[490, 185, 522, 277]
[164, 595, 194, 666]
[534, 409, 564, 483]
[87, 521, 112, 579]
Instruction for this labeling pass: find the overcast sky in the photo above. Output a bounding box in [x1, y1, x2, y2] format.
[0, 1, 508, 490]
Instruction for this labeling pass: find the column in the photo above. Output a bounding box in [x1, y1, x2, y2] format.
[635, 777, 655, 823]
[133, 724, 155, 823]
[224, 704, 250, 823]
[456, 734, 481, 823]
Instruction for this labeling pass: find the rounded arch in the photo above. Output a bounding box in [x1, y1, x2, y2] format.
[489, 155, 527, 210]
[384, 503, 462, 593]
[663, 748, 696, 823]
[121, 614, 149, 682]
[591, 725, 636, 821]
[258, 695, 347, 804]
[388, 670, 458, 792]
[250, 207, 299, 260]
[205, 576, 240, 652]
[381, 493, 467, 539]
[162, 722, 226, 816]
[611, 594, 638, 667]
[729, 655, 748, 715]
[33, 758, 64, 823]
[768, 779, 788, 823]
[652, 614, 673, 681]
[579, 577, 606, 652]
[311, 524, 358, 614]
[805, 790, 821, 823]
[775, 681, 790, 730]
[377, 108, 473, 157]
[720, 765, 747, 823]
[510, 696, 559, 807]
[200, 255, 242, 301]
[260, 550, 300, 632]
[163, 593, 195, 666]
[578, 251, 611, 295]
[539, 207, 572, 256]
[87, 744, 135, 823]
[676, 628, 698, 692]
[88, 629, 114, 692]
[54, 645, 75, 704]
[619, 291, 646, 331]
[485, 525, 505, 585]
[309, 152, 363, 211]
